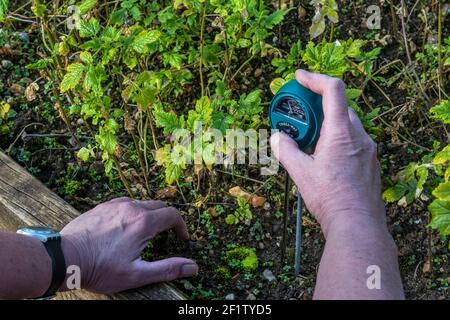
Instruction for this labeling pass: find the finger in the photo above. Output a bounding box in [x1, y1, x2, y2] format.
[295, 69, 350, 127]
[144, 207, 190, 240]
[348, 108, 366, 135]
[270, 131, 312, 181]
[108, 197, 133, 204]
[132, 258, 198, 285]
[134, 200, 167, 211]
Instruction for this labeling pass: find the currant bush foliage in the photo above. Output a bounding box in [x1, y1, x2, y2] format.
[383, 100, 450, 242]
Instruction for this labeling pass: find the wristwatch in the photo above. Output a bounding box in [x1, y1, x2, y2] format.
[17, 226, 66, 299]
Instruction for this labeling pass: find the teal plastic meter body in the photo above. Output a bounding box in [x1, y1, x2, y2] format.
[269, 80, 324, 151]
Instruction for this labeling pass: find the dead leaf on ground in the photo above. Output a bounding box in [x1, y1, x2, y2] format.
[422, 259, 431, 273]
[25, 83, 39, 101]
[229, 186, 267, 208]
[157, 185, 177, 199]
[9, 84, 22, 95]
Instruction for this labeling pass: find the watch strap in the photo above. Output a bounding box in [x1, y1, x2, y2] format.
[42, 237, 66, 298]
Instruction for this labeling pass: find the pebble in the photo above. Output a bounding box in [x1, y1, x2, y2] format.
[258, 242, 265, 250]
[1, 60, 12, 68]
[263, 202, 271, 211]
[225, 293, 235, 300]
[263, 269, 276, 282]
[17, 32, 30, 43]
[246, 293, 256, 300]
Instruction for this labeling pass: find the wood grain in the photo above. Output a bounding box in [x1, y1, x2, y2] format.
[0, 151, 186, 300]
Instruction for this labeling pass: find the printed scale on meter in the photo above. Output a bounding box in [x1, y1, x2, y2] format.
[273, 97, 308, 139]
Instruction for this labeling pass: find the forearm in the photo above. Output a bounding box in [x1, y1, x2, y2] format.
[0, 232, 51, 299]
[314, 210, 404, 300]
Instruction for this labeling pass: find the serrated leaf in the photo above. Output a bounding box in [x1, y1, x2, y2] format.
[132, 30, 161, 54]
[270, 78, 286, 94]
[154, 110, 181, 135]
[96, 127, 117, 155]
[60, 63, 85, 93]
[80, 51, 93, 64]
[163, 52, 184, 69]
[430, 100, 450, 124]
[434, 145, 450, 164]
[432, 181, 450, 201]
[79, 18, 100, 38]
[382, 184, 407, 202]
[265, 10, 284, 29]
[428, 200, 450, 236]
[165, 162, 182, 185]
[78, 0, 96, 14]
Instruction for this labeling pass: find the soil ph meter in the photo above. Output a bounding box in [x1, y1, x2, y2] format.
[269, 79, 324, 276]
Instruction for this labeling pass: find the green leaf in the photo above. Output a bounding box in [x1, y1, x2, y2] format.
[165, 162, 182, 185]
[132, 30, 161, 54]
[195, 96, 212, 123]
[163, 52, 184, 70]
[77, 146, 94, 162]
[96, 127, 117, 155]
[416, 167, 429, 193]
[78, 0, 97, 15]
[382, 184, 407, 202]
[0, 0, 8, 22]
[79, 18, 100, 38]
[428, 200, 450, 236]
[26, 58, 51, 70]
[80, 51, 93, 64]
[60, 63, 85, 93]
[225, 214, 237, 225]
[346, 88, 362, 100]
[434, 145, 450, 165]
[270, 78, 286, 94]
[154, 109, 181, 135]
[265, 10, 284, 29]
[430, 100, 450, 124]
[31, 0, 46, 17]
[345, 39, 365, 58]
[432, 181, 450, 201]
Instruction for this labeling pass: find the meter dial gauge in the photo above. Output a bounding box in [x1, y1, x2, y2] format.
[274, 97, 308, 124]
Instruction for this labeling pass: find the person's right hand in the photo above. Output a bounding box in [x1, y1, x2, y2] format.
[270, 70, 386, 237]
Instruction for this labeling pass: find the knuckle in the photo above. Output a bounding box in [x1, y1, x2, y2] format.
[328, 77, 346, 91]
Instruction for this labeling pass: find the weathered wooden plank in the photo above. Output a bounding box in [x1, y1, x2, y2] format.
[0, 151, 186, 300]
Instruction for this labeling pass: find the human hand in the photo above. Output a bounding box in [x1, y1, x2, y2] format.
[59, 197, 198, 294]
[270, 70, 385, 236]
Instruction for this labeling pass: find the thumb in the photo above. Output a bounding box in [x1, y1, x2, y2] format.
[270, 131, 312, 181]
[132, 257, 198, 286]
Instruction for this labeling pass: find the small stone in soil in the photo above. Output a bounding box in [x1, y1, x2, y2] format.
[258, 242, 265, 250]
[225, 293, 235, 300]
[246, 293, 256, 300]
[263, 269, 276, 282]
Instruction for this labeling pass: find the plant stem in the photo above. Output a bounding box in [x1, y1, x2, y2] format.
[437, 1, 442, 101]
[131, 131, 151, 196]
[199, 2, 207, 96]
[389, 0, 398, 38]
[113, 155, 134, 199]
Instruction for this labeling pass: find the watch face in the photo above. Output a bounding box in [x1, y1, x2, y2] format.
[17, 226, 60, 242]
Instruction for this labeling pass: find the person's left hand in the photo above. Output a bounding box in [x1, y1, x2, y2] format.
[59, 197, 198, 294]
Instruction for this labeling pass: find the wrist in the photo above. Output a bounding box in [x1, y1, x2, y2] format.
[59, 234, 83, 291]
[317, 202, 388, 239]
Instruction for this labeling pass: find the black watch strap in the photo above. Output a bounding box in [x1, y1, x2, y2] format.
[42, 238, 66, 298]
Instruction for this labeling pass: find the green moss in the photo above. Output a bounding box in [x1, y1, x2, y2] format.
[224, 247, 258, 273]
[215, 266, 231, 280]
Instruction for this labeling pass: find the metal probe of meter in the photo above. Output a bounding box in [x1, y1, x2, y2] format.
[269, 79, 323, 276]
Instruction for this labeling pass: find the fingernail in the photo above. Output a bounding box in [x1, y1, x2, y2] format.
[181, 263, 198, 277]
